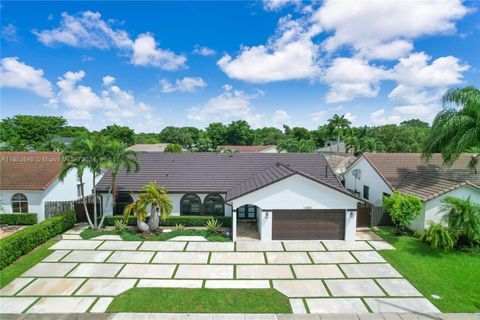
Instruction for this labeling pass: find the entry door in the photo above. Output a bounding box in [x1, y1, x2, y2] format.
[237, 205, 257, 220]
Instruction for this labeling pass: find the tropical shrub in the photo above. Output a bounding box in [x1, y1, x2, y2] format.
[114, 220, 127, 232]
[419, 222, 456, 250]
[175, 223, 185, 231]
[105, 215, 232, 228]
[0, 213, 37, 225]
[0, 212, 76, 269]
[205, 218, 222, 234]
[441, 196, 480, 245]
[383, 192, 423, 234]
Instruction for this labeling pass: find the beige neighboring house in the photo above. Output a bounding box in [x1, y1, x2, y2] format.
[126, 143, 169, 152]
[219, 145, 281, 153]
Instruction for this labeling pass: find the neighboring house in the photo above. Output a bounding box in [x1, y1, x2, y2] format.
[316, 140, 349, 154]
[219, 145, 280, 153]
[325, 154, 357, 176]
[344, 153, 480, 231]
[0, 152, 97, 222]
[126, 143, 169, 152]
[96, 153, 364, 241]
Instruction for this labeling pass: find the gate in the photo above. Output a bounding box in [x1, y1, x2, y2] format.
[356, 202, 372, 227]
[74, 196, 102, 223]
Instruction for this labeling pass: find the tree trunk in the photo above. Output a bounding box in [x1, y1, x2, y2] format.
[98, 177, 115, 229]
[337, 132, 340, 153]
[148, 207, 160, 232]
[93, 172, 98, 229]
[80, 177, 94, 229]
[137, 219, 149, 232]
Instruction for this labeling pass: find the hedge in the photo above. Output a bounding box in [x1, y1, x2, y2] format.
[105, 215, 232, 228]
[0, 213, 37, 225]
[0, 212, 76, 270]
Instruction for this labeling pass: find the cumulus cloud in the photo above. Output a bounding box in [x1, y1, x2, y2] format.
[314, 0, 469, 60]
[33, 11, 186, 70]
[131, 33, 186, 70]
[56, 71, 103, 112]
[0, 57, 54, 98]
[263, 0, 301, 11]
[2, 23, 20, 42]
[160, 77, 207, 93]
[187, 85, 264, 125]
[218, 15, 321, 83]
[272, 109, 291, 126]
[192, 45, 216, 56]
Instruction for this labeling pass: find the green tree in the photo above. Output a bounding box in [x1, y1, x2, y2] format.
[164, 143, 184, 153]
[159, 126, 198, 147]
[287, 127, 311, 141]
[194, 133, 215, 152]
[441, 196, 480, 245]
[253, 127, 285, 145]
[225, 120, 254, 145]
[101, 141, 140, 227]
[61, 136, 109, 229]
[277, 138, 316, 153]
[205, 122, 227, 146]
[327, 114, 351, 152]
[400, 119, 429, 128]
[383, 192, 423, 234]
[100, 125, 135, 146]
[423, 86, 480, 166]
[134, 133, 161, 144]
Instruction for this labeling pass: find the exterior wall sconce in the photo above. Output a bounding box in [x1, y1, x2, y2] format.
[348, 210, 356, 218]
[266, 212, 269, 219]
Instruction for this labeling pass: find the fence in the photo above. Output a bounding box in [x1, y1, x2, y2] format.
[44, 201, 74, 219]
[371, 206, 393, 227]
[45, 195, 102, 222]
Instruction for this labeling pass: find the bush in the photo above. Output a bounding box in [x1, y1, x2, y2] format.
[419, 222, 456, 250]
[105, 215, 232, 228]
[0, 212, 76, 269]
[164, 143, 184, 153]
[441, 196, 480, 245]
[205, 218, 222, 234]
[0, 213, 37, 225]
[383, 192, 423, 234]
[114, 220, 127, 232]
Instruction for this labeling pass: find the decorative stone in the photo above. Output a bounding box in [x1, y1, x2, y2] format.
[210, 252, 265, 264]
[236, 265, 293, 279]
[27, 297, 96, 313]
[62, 250, 112, 263]
[273, 280, 329, 297]
[22, 262, 77, 277]
[107, 251, 154, 263]
[18, 278, 85, 296]
[266, 252, 311, 264]
[325, 279, 385, 297]
[293, 264, 344, 279]
[152, 252, 209, 264]
[309, 252, 356, 264]
[117, 264, 176, 278]
[75, 278, 136, 296]
[68, 263, 123, 278]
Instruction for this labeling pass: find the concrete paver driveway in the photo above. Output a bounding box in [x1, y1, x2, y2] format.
[0, 227, 440, 315]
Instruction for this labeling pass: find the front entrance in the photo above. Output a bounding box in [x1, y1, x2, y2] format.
[237, 204, 257, 220]
[235, 204, 260, 240]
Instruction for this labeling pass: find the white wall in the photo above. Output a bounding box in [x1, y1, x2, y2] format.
[410, 185, 480, 231]
[344, 157, 393, 206]
[0, 168, 98, 222]
[258, 210, 273, 241]
[230, 174, 359, 210]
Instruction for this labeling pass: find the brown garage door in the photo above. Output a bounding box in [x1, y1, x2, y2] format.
[272, 209, 345, 240]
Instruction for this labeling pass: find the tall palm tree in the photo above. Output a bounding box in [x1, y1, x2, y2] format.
[423, 86, 480, 166]
[137, 182, 173, 232]
[327, 114, 352, 152]
[60, 136, 109, 229]
[98, 141, 140, 228]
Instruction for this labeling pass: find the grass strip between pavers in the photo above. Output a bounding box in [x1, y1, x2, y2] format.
[373, 227, 480, 313]
[80, 228, 231, 242]
[0, 238, 58, 288]
[106, 287, 292, 313]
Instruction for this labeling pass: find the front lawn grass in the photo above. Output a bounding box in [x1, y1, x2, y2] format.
[0, 238, 57, 288]
[107, 288, 291, 313]
[80, 228, 231, 242]
[373, 227, 480, 313]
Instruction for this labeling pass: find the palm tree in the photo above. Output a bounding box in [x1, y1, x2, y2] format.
[99, 141, 140, 228]
[441, 196, 480, 245]
[423, 86, 480, 166]
[135, 182, 173, 232]
[327, 114, 351, 152]
[123, 199, 149, 232]
[60, 136, 108, 229]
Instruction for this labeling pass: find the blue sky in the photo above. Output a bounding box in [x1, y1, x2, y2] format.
[1, 0, 479, 132]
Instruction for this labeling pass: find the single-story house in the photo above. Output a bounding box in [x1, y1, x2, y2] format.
[343, 153, 480, 231]
[96, 153, 365, 241]
[219, 145, 280, 153]
[0, 152, 98, 222]
[126, 143, 169, 152]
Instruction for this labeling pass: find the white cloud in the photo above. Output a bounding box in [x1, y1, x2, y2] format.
[33, 11, 133, 49]
[131, 33, 186, 70]
[160, 77, 207, 93]
[323, 58, 387, 103]
[310, 111, 326, 123]
[2, 23, 20, 42]
[0, 57, 54, 98]
[263, 0, 301, 11]
[102, 75, 115, 86]
[218, 15, 321, 83]
[344, 112, 357, 123]
[314, 0, 469, 60]
[56, 71, 102, 113]
[193, 45, 216, 56]
[370, 103, 440, 125]
[187, 85, 264, 125]
[272, 109, 291, 126]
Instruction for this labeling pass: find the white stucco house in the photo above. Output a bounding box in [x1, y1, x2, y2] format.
[96, 153, 364, 241]
[343, 153, 480, 231]
[0, 152, 97, 222]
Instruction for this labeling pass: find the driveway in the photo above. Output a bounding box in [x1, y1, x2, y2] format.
[0, 227, 440, 314]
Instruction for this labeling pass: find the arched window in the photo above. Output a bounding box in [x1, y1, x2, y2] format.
[204, 194, 224, 216]
[180, 194, 202, 215]
[11, 193, 28, 213]
[114, 193, 134, 216]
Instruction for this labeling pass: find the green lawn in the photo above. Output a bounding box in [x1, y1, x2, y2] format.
[373, 227, 480, 313]
[107, 288, 291, 313]
[0, 238, 57, 288]
[80, 228, 231, 242]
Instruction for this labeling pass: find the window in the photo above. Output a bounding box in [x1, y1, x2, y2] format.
[180, 194, 202, 215]
[114, 193, 134, 216]
[237, 205, 257, 220]
[11, 193, 28, 213]
[77, 183, 84, 197]
[204, 194, 224, 216]
[363, 185, 370, 200]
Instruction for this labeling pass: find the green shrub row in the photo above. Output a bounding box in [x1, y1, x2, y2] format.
[0, 213, 37, 225]
[105, 215, 232, 228]
[0, 212, 76, 270]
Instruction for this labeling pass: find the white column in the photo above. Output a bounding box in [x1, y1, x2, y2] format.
[260, 210, 272, 241]
[101, 194, 113, 217]
[232, 209, 237, 241]
[344, 209, 357, 241]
